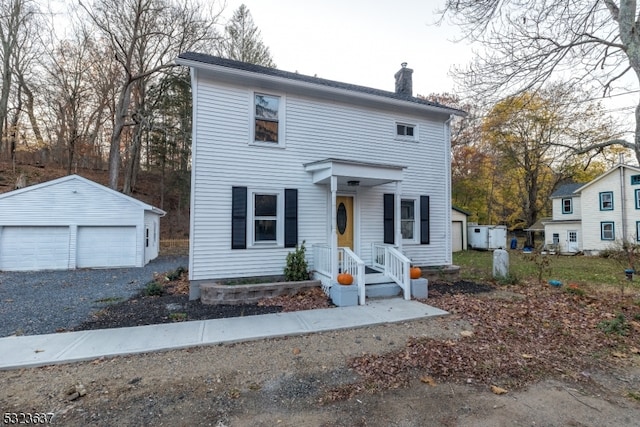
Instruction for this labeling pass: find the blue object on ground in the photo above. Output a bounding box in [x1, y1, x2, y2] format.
[510, 238, 518, 249]
[548, 280, 562, 287]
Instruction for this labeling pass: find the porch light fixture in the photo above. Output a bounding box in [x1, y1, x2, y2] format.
[347, 180, 360, 187]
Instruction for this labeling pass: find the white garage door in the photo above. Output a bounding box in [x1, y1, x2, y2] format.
[77, 226, 137, 268]
[0, 226, 70, 271]
[452, 221, 463, 252]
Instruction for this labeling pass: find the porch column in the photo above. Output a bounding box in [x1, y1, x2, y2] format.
[395, 181, 402, 251]
[330, 175, 338, 281]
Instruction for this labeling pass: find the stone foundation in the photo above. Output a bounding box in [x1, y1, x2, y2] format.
[416, 265, 460, 282]
[200, 280, 321, 305]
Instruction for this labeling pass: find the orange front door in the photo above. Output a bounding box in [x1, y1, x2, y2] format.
[336, 196, 354, 250]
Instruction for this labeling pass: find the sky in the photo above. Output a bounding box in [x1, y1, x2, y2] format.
[220, 0, 473, 97]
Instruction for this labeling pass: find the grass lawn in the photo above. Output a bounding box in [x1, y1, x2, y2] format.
[453, 249, 640, 290]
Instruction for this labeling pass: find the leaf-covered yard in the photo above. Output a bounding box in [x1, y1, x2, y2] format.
[325, 280, 640, 401]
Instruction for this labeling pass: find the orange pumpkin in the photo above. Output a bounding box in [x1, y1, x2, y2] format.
[337, 272, 353, 285]
[410, 267, 422, 279]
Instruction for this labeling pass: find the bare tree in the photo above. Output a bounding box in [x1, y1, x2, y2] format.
[80, 0, 220, 190]
[440, 0, 640, 163]
[0, 0, 39, 159]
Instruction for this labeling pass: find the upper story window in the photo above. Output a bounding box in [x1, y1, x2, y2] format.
[561, 198, 572, 214]
[396, 122, 417, 141]
[636, 189, 640, 209]
[600, 191, 613, 210]
[254, 93, 282, 145]
[632, 175, 640, 185]
[401, 199, 417, 242]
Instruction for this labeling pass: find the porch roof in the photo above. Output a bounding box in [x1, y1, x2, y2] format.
[303, 158, 405, 187]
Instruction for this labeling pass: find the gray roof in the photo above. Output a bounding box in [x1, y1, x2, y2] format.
[550, 183, 584, 198]
[177, 52, 466, 116]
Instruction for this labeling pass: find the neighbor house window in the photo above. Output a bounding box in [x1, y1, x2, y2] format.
[401, 199, 416, 241]
[396, 123, 416, 140]
[600, 191, 613, 210]
[632, 175, 640, 185]
[637, 222, 640, 242]
[636, 189, 640, 209]
[254, 93, 280, 144]
[601, 222, 615, 240]
[562, 198, 572, 214]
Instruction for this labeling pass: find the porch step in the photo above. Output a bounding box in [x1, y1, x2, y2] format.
[365, 272, 392, 285]
[365, 282, 402, 299]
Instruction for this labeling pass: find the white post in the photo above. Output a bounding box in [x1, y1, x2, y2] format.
[330, 176, 338, 282]
[395, 181, 402, 251]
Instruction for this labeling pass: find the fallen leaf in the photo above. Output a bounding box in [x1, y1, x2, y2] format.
[521, 354, 534, 359]
[491, 385, 508, 395]
[292, 347, 301, 355]
[420, 375, 436, 386]
[630, 347, 640, 354]
[460, 330, 473, 337]
[612, 351, 627, 358]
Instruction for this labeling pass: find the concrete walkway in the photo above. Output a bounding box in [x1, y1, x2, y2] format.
[0, 299, 447, 370]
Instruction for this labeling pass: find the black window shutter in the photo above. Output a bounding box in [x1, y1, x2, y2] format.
[284, 189, 298, 248]
[420, 195, 430, 244]
[231, 187, 247, 249]
[383, 193, 394, 244]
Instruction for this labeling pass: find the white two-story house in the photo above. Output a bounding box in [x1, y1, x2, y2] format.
[176, 53, 465, 303]
[544, 162, 640, 254]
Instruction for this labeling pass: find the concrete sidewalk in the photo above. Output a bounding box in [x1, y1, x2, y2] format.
[0, 299, 447, 370]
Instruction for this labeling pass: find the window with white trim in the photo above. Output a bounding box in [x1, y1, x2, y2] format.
[561, 198, 572, 214]
[636, 189, 640, 209]
[401, 199, 417, 242]
[396, 122, 417, 141]
[253, 93, 282, 145]
[249, 189, 283, 246]
[601, 221, 615, 240]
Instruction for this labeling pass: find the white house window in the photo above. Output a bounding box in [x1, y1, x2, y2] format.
[249, 190, 284, 246]
[637, 221, 640, 242]
[562, 198, 572, 214]
[600, 191, 613, 210]
[552, 233, 559, 244]
[636, 189, 640, 209]
[601, 221, 615, 240]
[632, 175, 640, 185]
[396, 123, 416, 140]
[401, 199, 417, 241]
[254, 93, 280, 144]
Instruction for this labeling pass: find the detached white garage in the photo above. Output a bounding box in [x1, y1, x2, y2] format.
[0, 175, 166, 271]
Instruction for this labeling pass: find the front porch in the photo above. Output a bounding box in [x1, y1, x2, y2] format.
[312, 243, 413, 305]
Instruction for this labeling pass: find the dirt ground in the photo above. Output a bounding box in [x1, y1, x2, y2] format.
[3, 279, 640, 426]
[1, 314, 639, 426]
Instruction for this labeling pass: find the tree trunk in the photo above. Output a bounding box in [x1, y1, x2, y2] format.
[109, 82, 133, 190]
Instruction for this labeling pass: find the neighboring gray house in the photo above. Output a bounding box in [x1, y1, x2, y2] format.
[543, 162, 640, 254]
[0, 175, 165, 271]
[177, 53, 465, 304]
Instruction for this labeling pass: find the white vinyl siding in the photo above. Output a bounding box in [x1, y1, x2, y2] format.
[551, 195, 581, 221]
[189, 76, 452, 281]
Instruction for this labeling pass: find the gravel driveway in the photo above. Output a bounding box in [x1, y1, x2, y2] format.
[0, 255, 188, 337]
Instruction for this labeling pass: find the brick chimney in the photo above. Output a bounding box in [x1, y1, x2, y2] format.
[394, 62, 413, 96]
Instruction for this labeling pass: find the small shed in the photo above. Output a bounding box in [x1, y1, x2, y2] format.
[0, 175, 166, 271]
[451, 206, 470, 252]
[467, 224, 508, 250]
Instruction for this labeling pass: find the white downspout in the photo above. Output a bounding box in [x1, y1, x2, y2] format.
[620, 161, 627, 243]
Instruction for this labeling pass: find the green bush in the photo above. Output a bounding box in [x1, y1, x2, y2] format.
[284, 241, 309, 281]
[144, 281, 164, 296]
[597, 313, 630, 336]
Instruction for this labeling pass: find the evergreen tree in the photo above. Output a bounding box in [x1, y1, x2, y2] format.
[218, 4, 276, 67]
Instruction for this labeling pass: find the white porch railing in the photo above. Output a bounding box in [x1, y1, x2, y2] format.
[340, 247, 366, 305]
[371, 243, 411, 300]
[312, 244, 332, 293]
